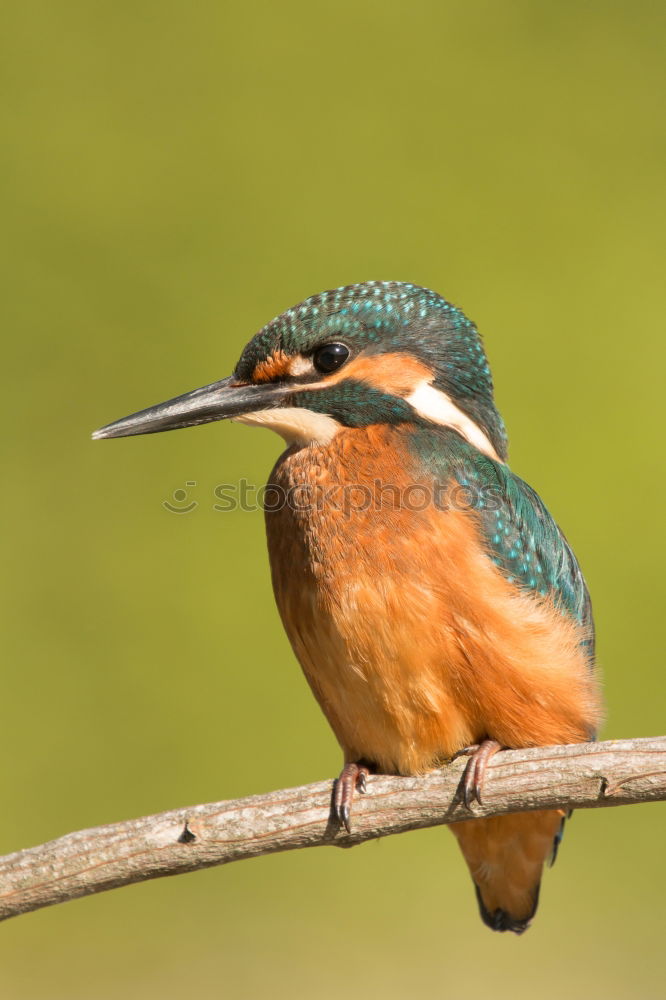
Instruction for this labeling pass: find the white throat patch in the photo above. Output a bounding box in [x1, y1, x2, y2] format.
[233, 407, 341, 446]
[406, 382, 500, 461]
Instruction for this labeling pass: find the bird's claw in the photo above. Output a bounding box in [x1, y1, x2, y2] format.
[454, 739, 503, 808]
[333, 762, 370, 833]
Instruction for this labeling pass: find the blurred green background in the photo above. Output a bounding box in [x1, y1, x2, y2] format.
[1, 1, 664, 997]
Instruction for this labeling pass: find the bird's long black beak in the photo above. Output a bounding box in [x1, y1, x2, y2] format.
[92, 376, 289, 440]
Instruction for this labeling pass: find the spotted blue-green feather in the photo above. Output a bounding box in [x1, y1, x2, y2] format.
[406, 427, 595, 665]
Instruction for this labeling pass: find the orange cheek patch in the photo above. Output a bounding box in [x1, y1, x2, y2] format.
[324, 353, 433, 395]
[253, 350, 432, 390]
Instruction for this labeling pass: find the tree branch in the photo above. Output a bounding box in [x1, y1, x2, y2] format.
[1, 736, 664, 922]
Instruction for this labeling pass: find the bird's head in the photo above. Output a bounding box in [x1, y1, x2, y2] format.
[93, 281, 507, 461]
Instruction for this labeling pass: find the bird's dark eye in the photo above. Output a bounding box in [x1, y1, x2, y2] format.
[313, 343, 350, 374]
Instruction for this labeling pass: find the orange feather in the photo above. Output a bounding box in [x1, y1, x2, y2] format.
[266, 423, 601, 928]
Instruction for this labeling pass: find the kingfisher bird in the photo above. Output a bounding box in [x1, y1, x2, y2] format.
[93, 281, 601, 933]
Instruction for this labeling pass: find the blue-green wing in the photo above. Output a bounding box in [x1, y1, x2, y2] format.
[474, 461, 595, 664]
[407, 428, 595, 665]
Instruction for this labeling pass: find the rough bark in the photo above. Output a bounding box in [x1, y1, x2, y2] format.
[1, 736, 664, 922]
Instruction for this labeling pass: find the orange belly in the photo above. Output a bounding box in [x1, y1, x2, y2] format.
[266, 424, 600, 774]
[266, 423, 601, 931]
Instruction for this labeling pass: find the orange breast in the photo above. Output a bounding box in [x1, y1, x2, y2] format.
[266, 424, 600, 775]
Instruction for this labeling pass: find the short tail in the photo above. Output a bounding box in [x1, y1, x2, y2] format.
[474, 882, 539, 934]
[449, 809, 566, 934]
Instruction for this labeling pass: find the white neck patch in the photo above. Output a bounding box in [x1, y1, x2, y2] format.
[406, 382, 500, 461]
[233, 407, 341, 446]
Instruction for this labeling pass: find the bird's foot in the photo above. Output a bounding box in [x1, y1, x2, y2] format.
[333, 762, 371, 833]
[453, 740, 503, 808]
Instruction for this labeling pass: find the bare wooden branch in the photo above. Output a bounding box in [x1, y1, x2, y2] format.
[1, 736, 664, 923]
